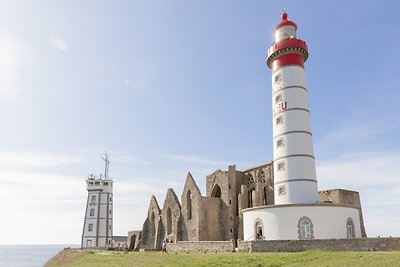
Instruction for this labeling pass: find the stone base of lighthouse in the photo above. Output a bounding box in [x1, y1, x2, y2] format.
[242, 204, 362, 241]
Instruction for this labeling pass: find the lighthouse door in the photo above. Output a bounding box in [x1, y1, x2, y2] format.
[255, 221, 264, 240]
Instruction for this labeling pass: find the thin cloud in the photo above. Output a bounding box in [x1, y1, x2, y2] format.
[315, 119, 399, 153]
[317, 151, 400, 188]
[163, 154, 232, 166]
[50, 35, 68, 50]
[112, 155, 149, 165]
[0, 152, 83, 168]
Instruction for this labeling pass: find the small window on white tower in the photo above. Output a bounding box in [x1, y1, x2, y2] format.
[276, 138, 285, 148]
[276, 115, 283, 125]
[278, 185, 286, 196]
[275, 94, 283, 103]
[89, 209, 95, 216]
[88, 224, 93, 232]
[91, 195, 96, 204]
[277, 161, 285, 171]
[274, 73, 282, 84]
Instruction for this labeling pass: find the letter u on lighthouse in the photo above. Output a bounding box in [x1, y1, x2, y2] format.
[267, 13, 319, 205]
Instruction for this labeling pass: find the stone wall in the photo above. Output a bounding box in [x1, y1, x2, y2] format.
[167, 240, 235, 252]
[238, 238, 400, 252]
[181, 173, 202, 241]
[199, 197, 222, 241]
[141, 196, 161, 250]
[160, 189, 182, 243]
[127, 230, 142, 251]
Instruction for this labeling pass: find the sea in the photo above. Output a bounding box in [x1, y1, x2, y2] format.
[0, 244, 79, 267]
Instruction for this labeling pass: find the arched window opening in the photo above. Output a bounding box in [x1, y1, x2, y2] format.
[263, 186, 268, 205]
[187, 190, 192, 220]
[297, 216, 314, 240]
[150, 212, 156, 237]
[248, 174, 254, 184]
[248, 189, 254, 208]
[300, 220, 311, 238]
[347, 218, 355, 238]
[167, 208, 172, 235]
[211, 184, 221, 198]
[255, 220, 264, 240]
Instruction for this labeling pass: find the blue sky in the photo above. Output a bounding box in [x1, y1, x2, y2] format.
[0, 1, 399, 244]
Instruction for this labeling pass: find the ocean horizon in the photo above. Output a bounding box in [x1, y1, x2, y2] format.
[0, 244, 79, 267]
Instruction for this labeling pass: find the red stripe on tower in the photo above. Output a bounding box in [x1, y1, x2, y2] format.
[266, 12, 308, 70]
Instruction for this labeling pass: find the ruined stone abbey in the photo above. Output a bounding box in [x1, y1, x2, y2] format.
[140, 161, 366, 250]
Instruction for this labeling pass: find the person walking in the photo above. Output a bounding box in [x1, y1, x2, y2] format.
[162, 239, 168, 254]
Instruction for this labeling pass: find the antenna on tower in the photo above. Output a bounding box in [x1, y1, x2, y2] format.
[101, 151, 110, 179]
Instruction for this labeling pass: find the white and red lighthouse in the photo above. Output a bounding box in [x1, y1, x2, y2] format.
[267, 13, 318, 205]
[242, 13, 363, 241]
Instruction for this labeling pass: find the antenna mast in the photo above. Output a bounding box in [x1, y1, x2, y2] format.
[101, 151, 110, 179]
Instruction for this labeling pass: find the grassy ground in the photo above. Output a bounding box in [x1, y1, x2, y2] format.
[45, 249, 400, 267]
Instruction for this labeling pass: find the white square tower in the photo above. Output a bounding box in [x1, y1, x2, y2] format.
[81, 153, 113, 249]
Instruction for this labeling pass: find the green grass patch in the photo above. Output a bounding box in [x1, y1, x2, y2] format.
[48, 249, 400, 267]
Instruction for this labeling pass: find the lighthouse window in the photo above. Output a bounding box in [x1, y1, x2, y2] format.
[300, 220, 311, 238]
[88, 224, 93, 232]
[297, 216, 314, 240]
[274, 74, 282, 84]
[277, 161, 285, 171]
[276, 115, 283, 125]
[276, 138, 285, 148]
[89, 209, 95, 216]
[278, 185, 286, 196]
[275, 94, 283, 103]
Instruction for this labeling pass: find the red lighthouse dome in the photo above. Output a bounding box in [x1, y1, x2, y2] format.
[267, 13, 308, 71]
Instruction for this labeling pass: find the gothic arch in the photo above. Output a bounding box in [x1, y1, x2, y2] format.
[167, 208, 172, 235]
[187, 190, 192, 220]
[211, 184, 222, 198]
[254, 218, 264, 240]
[150, 212, 156, 237]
